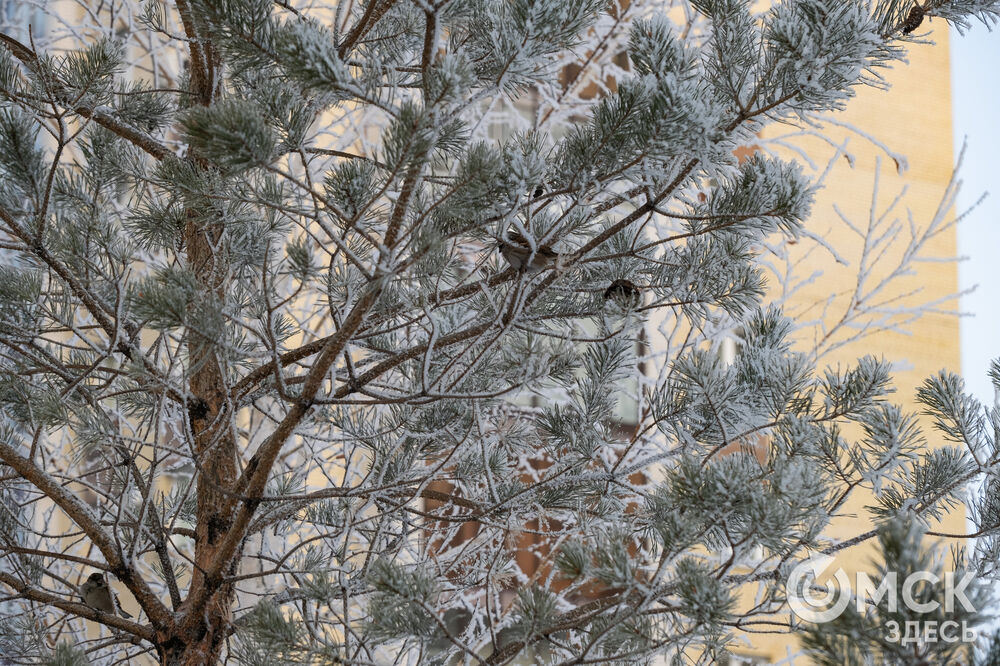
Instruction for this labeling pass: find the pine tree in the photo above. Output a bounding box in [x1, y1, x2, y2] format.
[0, 0, 998, 664]
[800, 518, 991, 666]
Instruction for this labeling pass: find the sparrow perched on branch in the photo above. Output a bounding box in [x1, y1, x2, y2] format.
[80, 572, 132, 618]
[604, 278, 641, 309]
[497, 231, 563, 273]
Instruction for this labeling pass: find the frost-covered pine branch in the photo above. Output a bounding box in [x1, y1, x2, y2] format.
[0, 0, 998, 664]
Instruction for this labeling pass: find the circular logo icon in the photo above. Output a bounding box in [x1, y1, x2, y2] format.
[787, 554, 851, 623]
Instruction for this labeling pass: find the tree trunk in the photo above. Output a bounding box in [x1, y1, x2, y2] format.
[172, 206, 240, 665]
[155, 593, 234, 665]
[170, 26, 237, 664]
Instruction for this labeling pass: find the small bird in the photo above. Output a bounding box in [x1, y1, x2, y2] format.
[603, 278, 641, 309]
[497, 231, 562, 273]
[80, 572, 132, 618]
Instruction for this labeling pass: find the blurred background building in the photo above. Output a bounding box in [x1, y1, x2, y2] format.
[730, 19, 976, 665]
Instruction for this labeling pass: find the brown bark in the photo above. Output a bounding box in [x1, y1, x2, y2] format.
[153, 206, 240, 666]
[150, 199, 241, 666]
[159, 6, 237, 659]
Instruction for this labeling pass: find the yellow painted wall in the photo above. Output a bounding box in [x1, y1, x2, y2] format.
[742, 24, 964, 664]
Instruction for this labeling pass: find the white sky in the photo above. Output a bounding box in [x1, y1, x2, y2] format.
[951, 23, 1000, 408]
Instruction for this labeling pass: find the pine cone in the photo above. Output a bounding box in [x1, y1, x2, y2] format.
[603, 279, 641, 309]
[902, 4, 924, 34]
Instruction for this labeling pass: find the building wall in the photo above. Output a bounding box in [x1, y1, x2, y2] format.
[743, 23, 964, 664]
